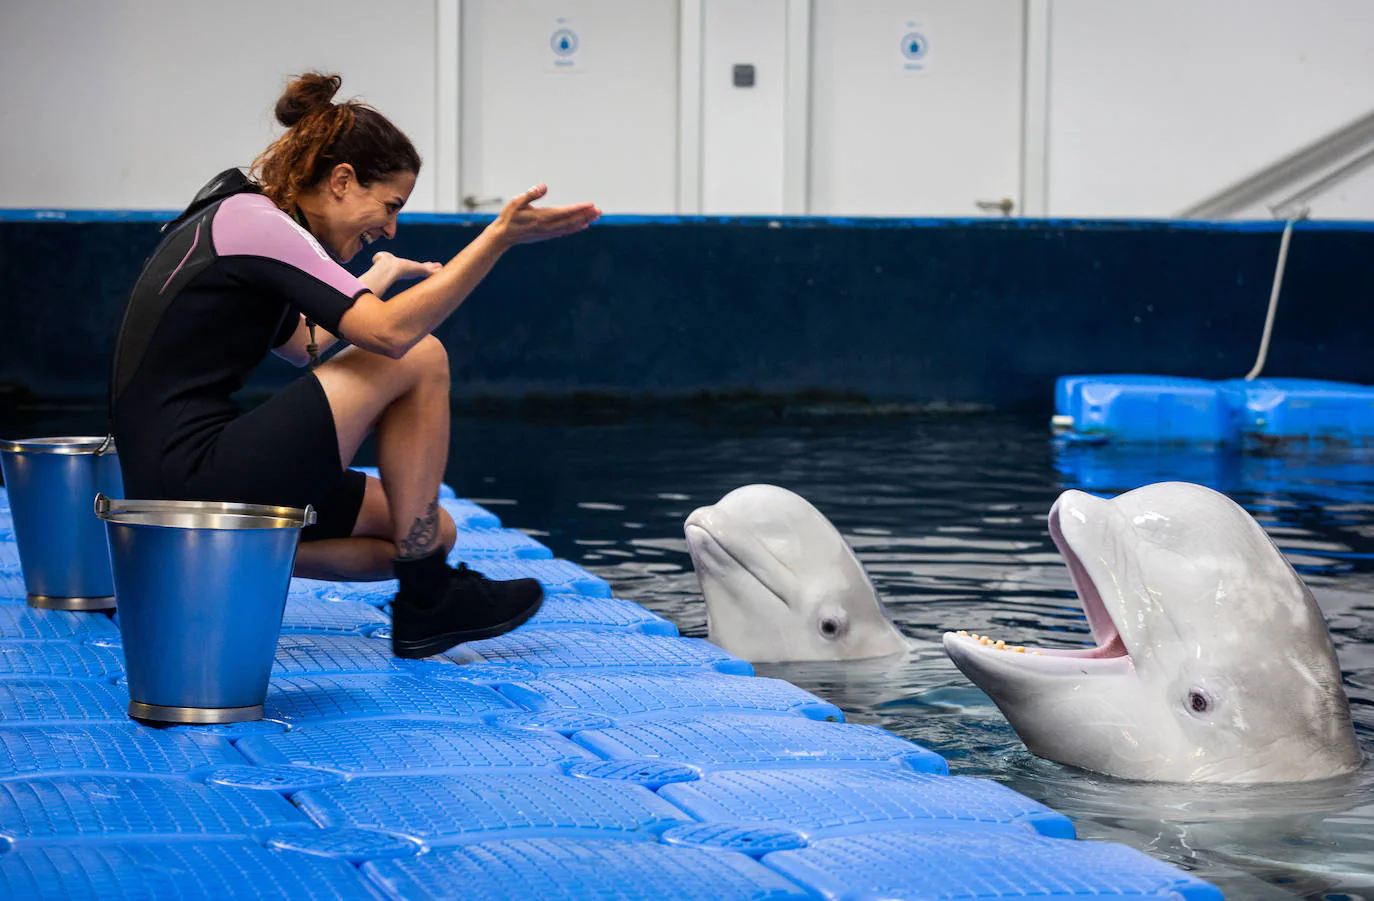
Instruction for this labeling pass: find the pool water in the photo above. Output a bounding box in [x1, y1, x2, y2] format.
[5, 404, 1372, 899]
[436, 408, 1374, 901]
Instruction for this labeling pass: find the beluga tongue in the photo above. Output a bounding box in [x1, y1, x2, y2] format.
[943, 481, 1361, 784]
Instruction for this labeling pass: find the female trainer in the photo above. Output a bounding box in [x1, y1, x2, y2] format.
[108, 72, 600, 658]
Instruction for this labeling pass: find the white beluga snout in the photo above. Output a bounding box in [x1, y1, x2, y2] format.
[685, 484, 907, 663]
[944, 480, 1362, 783]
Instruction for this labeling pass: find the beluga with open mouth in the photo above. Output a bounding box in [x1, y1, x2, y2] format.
[943, 481, 1362, 783]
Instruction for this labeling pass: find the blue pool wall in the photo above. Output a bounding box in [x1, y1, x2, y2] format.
[3, 213, 1373, 408]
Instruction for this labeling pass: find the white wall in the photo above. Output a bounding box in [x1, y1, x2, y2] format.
[1044, 0, 1374, 218]
[699, 0, 788, 215]
[2, 0, 1372, 219]
[0, 0, 442, 211]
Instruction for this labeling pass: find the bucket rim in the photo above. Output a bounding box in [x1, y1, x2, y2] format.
[94, 494, 316, 530]
[0, 436, 117, 455]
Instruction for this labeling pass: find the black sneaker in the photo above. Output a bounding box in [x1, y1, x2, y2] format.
[391, 562, 544, 659]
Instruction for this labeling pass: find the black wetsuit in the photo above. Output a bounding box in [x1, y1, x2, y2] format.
[109, 169, 369, 539]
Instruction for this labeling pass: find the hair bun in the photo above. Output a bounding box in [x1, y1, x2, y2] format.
[275, 73, 343, 127]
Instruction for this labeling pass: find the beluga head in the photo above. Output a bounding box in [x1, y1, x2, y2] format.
[685, 484, 908, 663]
[944, 481, 1362, 783]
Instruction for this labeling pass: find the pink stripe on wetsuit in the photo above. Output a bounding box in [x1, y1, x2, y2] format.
[212, 193, 366, 299]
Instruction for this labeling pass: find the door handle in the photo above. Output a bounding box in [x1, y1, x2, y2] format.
[462, 195, 505, 211]
[975, 197, 1015, 216]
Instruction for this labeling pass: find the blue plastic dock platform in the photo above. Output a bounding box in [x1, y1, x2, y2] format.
[0, 481, 1223, 900]
[1054, 374, 1374, 446]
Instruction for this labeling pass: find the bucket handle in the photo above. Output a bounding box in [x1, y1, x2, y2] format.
[96, 493, 317, 527]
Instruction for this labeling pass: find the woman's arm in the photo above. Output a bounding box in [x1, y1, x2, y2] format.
[336, 185, 599, 359]
[272, 252, 442, 367]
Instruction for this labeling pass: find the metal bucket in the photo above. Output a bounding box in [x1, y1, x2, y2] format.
[94, 494, 315, 724]
[0, 437, 123, 610]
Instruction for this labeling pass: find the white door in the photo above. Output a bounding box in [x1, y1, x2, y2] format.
[808, 0, 1024, 217]
[460, 0, 680, 214]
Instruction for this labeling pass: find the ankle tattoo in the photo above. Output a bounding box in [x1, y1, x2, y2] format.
[397, 500, 440, 559]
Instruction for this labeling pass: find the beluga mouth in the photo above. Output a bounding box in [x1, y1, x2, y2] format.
[944, 492, 1132, 675]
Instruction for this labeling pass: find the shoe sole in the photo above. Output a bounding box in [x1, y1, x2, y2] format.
[392, 592, 545, 660]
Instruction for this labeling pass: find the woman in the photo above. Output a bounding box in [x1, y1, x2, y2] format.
[109, 73, 600, 658]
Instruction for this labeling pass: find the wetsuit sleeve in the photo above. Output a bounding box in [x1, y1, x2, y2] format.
[271, 311, 301, 348]
[211, 193, 368, 333]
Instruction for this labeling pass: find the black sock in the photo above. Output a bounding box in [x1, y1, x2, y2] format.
[393, 547, 449, 609]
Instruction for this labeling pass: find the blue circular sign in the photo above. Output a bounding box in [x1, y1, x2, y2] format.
[551, 28, 578, 57]
[901, 32, 928, 61]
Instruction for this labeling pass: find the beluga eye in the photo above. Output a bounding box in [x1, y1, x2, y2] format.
[819, 618, 842, 639]
[1187, 688, 1212, 716]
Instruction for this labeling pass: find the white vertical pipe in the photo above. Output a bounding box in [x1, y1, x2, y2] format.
[435, 0, 462, 213]
[1021, 0, 1051, 217]
[678, 0, 705, 215]
[782, 0, 811, 215]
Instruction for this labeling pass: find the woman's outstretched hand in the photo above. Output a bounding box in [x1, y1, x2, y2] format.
[491, 184, 600, 249]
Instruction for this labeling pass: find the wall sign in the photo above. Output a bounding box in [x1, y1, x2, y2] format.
[896, 20, 931, 74]
[547, 18, 583, 72]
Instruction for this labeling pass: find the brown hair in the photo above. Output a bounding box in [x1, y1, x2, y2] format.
[251, 73, 421, 213]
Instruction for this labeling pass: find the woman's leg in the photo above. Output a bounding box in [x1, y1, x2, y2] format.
[309, 335, 454, 559]
[294, 476, 456, 580]
[303, 335, 543, 657]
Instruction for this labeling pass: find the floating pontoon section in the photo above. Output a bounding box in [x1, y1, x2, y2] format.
[0, 481, 1221, 899]
[1054, 375, 1374, 446]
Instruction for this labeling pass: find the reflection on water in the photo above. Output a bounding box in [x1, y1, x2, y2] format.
[5, 406, 1372, 899]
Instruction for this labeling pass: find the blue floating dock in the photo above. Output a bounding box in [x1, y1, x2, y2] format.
[293, 772, 690, 846]
[362, 837, 814, 901]
[0, 485, 1222, 899]
[0, 841, 382, 900]
[1055, 374, 1374, 446]
[0, 775, 311, 844]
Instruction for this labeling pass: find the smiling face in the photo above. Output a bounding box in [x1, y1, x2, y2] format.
[685, 484, 907, 662]
[299, 164, 415, 262]
[943, 481, 1362, 783]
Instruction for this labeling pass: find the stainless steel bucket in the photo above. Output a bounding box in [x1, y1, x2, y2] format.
[0, 437, 122, 609]
[94, 494, 315, 724]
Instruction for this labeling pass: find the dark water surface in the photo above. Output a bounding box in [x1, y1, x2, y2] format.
[5, 405, 1372, 899]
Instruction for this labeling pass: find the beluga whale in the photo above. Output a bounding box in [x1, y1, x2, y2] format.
[685, 484, 908, 662]
[944, 481, 1362, 783]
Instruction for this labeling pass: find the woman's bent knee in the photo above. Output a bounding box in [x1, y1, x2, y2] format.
[404, 335, 449, 385]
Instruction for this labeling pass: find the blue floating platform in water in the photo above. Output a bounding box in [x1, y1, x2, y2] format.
[0, 724, 240, 779]
[659, 767, 1073, 840]
[764, 828, 1223, 900]
[1228, 378, 1374, 446]
[0, 841, 382, 900]
[264, 673, 513, 727]
[278, 598, 390, 635]
[523, 593, 679, 636]
[1054, 375, 1232, 444]
[1055, 374, 1374, 445]
[0, 679, 129, 725]
[448, 526, 553, 561]
[289, 577, 398, 608]
[294, 772, 690, 846]
[0, 640, 125, 682]
[0, 605, 119, 641]
[496, 671, 841, 722]
[0, 775, 311, 844]
[362, 836, 814, 901]
[450, 629, 753, 676]
[574, 714, 947, 774]
[237, 720, 597, 776]
[272, 634, 452, 678]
